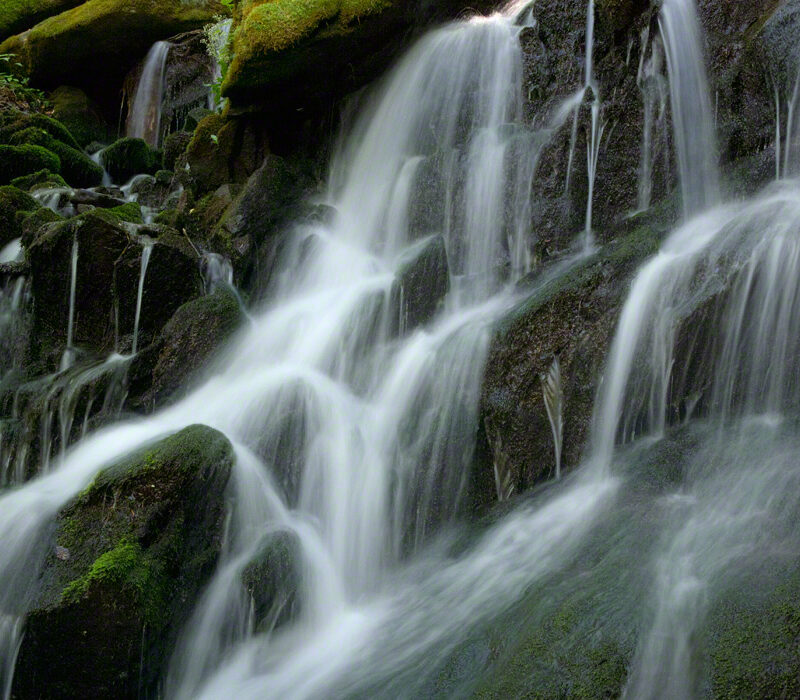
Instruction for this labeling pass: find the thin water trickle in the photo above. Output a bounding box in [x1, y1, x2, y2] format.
[131, 238, 154, 355]
[59, 234, 79, 372]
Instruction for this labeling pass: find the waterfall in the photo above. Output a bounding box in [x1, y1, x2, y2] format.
[126, 41, 171, 148]
[636, 30, 668, 212]
[659, 0, 720, 217]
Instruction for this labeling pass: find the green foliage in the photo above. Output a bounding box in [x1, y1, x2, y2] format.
[0, 53, 48, 109]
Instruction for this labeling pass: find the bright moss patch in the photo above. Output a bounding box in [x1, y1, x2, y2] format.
[0, 184, 39, 246]
[10, 167, 67, 191]
[0, 143, 60, 184]
[108, 200, 143, 224]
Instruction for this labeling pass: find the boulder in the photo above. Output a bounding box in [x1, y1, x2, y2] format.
[101, 137, 162, 183]
[393, 234, 450, 333]
[12, 424, 234, 699]
[0, 0, 81, 43]
[222, 0, 502, 115]
[0, 0, 228, 100]
[0, 185, 38, 247]
[113, 229, 204, 354]
[19, 205, 62, 248]
[0, 110, 80, 149]
[130, 287, 244, 408]
[479, 220, 663, 498]
[162, 130, 191, 171]
[50, 85, 110, 147]
[10, 167, 67, 191]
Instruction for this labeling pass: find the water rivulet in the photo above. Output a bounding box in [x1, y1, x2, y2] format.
[2, 1, 800, 699]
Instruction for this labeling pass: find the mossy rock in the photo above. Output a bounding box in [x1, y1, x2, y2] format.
[12, 424, 234, 699]
[101, 136, 161, 182]
[182, 105, 213, 132]
[0, 184, 39, 247]
[108, 200, 143, 224]
[19, 205, 62, 248]
[132, 287, 244, 407]
[0, 0, 81, 42]
[162, 130, 191, 171]
[10, 167, 67, 191]
[0, 143, 60, 185]
[50, 85, 110, 147]
[10, 126, 103, 187]
[0, 110, 80, 150]
[0, 0, 229, 94]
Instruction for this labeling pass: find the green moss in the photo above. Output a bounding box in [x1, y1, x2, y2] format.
[20, 205, 62, 247]
[108, 201, 143, 224]
[10, 126, 102, 187]
[0, 111, 80, 150]
[708, 576, 800, 699]
[61, 538, 167, 624]
[0, 184, 39, 244]
[0, 143, 60, 184]
[0, 0, 82, 40]
[101, 137, 162, 182]
[10, 167, 67, 191]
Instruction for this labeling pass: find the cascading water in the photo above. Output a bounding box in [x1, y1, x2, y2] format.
[126, 41, 171, 148]
[659, 0, 720, 217]
[636, 29, 668, 212]
[131, 238, 154, 355]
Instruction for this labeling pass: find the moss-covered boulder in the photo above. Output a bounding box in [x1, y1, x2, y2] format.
[101, 137, 162, 183]
[0, 184, 39, 247]
[50, 85, 110, 147]
[10, 167, 67, 191]
[0, 0, 228, 96]
[19, 204, 62, 248]
[0, 110, 80, 149]
[222, 0, 500, 113]
[0, 0, 81, 43]
[129, 287, 244, 408]
[12, 424, 235, 699]
[0, 143, 60, 185]
[10, 126, 103, 187]
[162, 129, 191, 171]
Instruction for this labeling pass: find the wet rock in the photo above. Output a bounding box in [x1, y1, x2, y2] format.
[19, 206, 62, 248]
[113, 229, 204, 354]
[393, 234, 450, 333]
[479, 221, 663, 496]
[130, 287, 244, 409]
[101, 137, 162, 183]
[0, 0, 82, 42]
[183, 106, 213, 133]
[163, 130, 191, 171]
[50, 85, 110, 148]
[241, 531, 302, 633]
[69, 188, 127, 210]
[12, 424, 234, 700]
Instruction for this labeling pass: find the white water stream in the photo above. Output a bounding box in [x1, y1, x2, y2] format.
[126, 41, 171, 148]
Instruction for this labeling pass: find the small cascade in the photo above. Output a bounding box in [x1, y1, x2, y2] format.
[659, 0, 720, 217]
[126, 41, 171, 147]
[201, 252, 234, 293]
[636, 29, 668, 212]
[59, 234, 79, 373]
[32, 187, 74, 216]
[89, 148, 112, 188]
[131, 238, 154, 355]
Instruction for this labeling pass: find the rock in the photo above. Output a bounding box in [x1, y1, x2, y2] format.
[132, 287, 244, 408]
[10, 126, 103, 187]
[222, 0, 501, 115]
[50, 85, 110, 147]
[12, 424, 234, 699]
[20, 205, 62, 248]
[178, 113, 268, 197]
[393, 234, 450, 333]
[0, 185, 39, 247]
[183, 106, 213, 133]
[101, 137, 162, 183]
[113, 229, 204, 354]
[0, 0, 82, 42]
[69, 188, 127, 210]
[479, 220, 663, 497]
[241, 531, 302, 633]
[0, 0, 228, 100]
[10, 167, 67, 191]
[162, 130, 191, 171]
[27, 210, 124, 361]
[0, 144, 60, 185]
